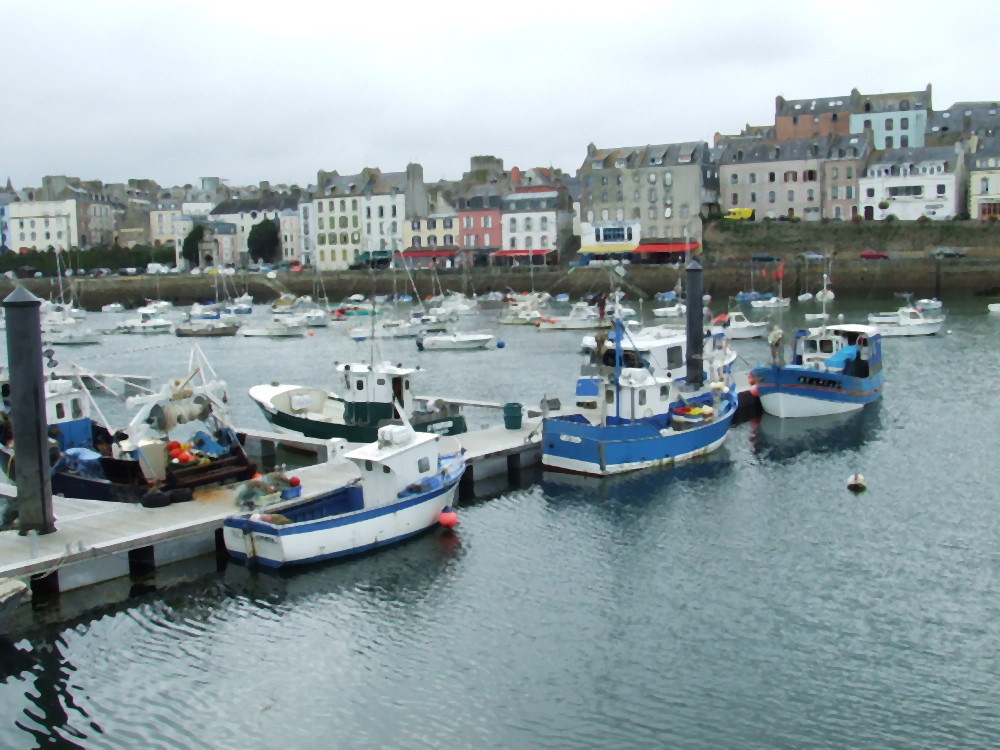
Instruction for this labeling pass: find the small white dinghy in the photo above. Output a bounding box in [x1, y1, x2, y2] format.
[416, 330, 494, 350]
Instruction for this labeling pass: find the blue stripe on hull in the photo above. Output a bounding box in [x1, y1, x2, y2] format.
[542, 408, 735, 477]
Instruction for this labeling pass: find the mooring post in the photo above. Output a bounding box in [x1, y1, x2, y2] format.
[685, 257, 705, 387]
[3, 286, 55, 535]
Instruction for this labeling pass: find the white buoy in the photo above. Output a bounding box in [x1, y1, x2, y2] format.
[847, 473, 867, 493]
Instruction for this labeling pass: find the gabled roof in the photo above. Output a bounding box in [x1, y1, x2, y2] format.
[865, 146, 957, 170]
[970, 136, 1000, 165]
[927, 101, 1000, 136]
[370, 171, 407, 195]
[826, 134, 872, 160]
[852, 85, 932, 114]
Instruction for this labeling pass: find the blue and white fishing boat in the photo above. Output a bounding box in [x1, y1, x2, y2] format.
[749, 323, 885, 418]
[542, 317, 738, 477]
[222, 426, 465, 568]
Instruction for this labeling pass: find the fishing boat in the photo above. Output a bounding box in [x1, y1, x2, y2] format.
[749, 323, 885, 418]
[535, 301, 610, 331]
[712, 311, 767, 340]
[115, 312, 173, 334]
[249, 361, 468, 442]
[101, 302, 125, 313]
[988, 303, 1000, 314]
[0, 577, 28, 632]
[652, 299, 686, 318]
[915, 297, 943, 311]
[867, 306, 944, 337]
[416, 330, 495, 350]
[541, 317, 738, 477]
[0, 351, 257, 503]
[498, 292, 551, 325]
[347, 318, 418, 340]
[222, 426, 465, 568]
[270, 293, 298, 314]
[42, 329, 101, 346]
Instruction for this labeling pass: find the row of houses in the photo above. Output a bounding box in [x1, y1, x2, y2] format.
[3, 83, 999, 268]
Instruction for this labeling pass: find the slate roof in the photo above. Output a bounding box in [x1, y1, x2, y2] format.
[776, 94, 850, 118]
[718, 137, 831, 165]
[582, 141, 709, 171]
[370, 171, 407, 195]
[866, 146, 957, 171]
[927, 101, 1000, 136]
[826, 134, 871, 160]
[970, 137, 1000, 166]
[209, 195, 300, 215]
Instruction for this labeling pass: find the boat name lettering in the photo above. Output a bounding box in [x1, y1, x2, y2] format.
[797, 376, 842, 389]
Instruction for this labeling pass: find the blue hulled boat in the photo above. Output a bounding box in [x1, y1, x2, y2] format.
[749, 323, 885, 418]
[542, 318, 738, 477]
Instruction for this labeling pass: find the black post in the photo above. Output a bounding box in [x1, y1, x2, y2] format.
[3, 286, 54, 534]
[685, 258, 704, 388]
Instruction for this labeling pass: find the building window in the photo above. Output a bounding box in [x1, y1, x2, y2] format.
[807, 189, 815, 202]
[730, 174, 739, 185]
[483, 215, 492, 228]
[866, 187, 875, 198]
[318, 217, 324, 229]
[768, 172, 776, 183]
[463, 216, 472, 228]
[540, 216, 548, 230]
[731, 193, 739, 205]
[428, 235, 437, 247]
[831, 186, 839, 200]
[541, 235, 549, 247]
[366, 207, 372, 218]
[340, 200, 346, 211]
[427, 219, 437, 230]
[847, 166, 854, 180]
[664, 172, 672, 186]
[616, 208, 624, 221]
[648, 189, 657, 202]
[648, 206, 656, 219]
[768, 191, 776, 203]
[509, 218, 517, 232]
[885, 118, 894, 131]
[524, 217, 532, 231]
[845, 186, 854, 199]
[411, 220, 421, 230]
[391, 221, 397, 233]
[937, 184, 946, 196]
[982, 178, 990, 194]
[863, 119, 872, 130]
[680, 205, 689, 218]
[749, 173, 757, 184]
[317, 202, 324, 212]
[586, 210, 594, 222]
[787, 190, 795, 201]
[510, 237, 517, 249]
[525, 236, 533, 249]
[783, 171, 797, 183]
[750, 192, 756, 204]
[885, 136, 893, 149]
[413, 237, 422, 248]
[465, 234, 474, 248]
[601, 209, 609, 221]
[351, 199, 358, 210]
[834, 205, 842, 219]
[900, 135, 909, 147]
[443, 218, 453, 229]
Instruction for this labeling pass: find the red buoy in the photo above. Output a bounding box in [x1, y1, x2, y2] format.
[750, 385, 759, 398]
[439, 507, 458, 528]
[289, 476, 301, 487]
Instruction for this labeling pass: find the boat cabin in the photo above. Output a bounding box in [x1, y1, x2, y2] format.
[344, 428, 453, 508]
[792, 324, 882, 377]
[337, 361, 415, 425]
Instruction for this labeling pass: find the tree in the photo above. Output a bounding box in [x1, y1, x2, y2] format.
[247, 218, 280, 263]
[182, 224, 205, 266]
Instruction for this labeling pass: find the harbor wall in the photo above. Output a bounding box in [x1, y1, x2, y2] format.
[3, 222, 999, 306]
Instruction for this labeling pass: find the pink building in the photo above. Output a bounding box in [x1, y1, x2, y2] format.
[456, 185, 504, 266]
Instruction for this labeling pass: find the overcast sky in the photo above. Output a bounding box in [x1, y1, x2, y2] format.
[2, 0, 995, 191]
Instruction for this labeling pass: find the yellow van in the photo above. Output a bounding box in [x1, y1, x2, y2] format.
[723, 208, 755, 221]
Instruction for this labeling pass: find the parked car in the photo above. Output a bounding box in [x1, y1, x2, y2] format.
[752, 253, 780, 263]
[860, 250, 890, 260]
[929, 247, 965, 259]
[799, 251, 825, 262]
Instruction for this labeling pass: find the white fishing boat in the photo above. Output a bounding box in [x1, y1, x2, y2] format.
[652, 299, 686, 318]
[115, 312, 173, 334]
[101, 302, 125, 313]
[239, 317, 306, 338]
[535, 302, 610, 331]
[916, 297, 942, 311]
[416, 330, 495, 350]
[222, 426, 466, 568]
[712, 311, 767, 340]
[348, 318, 419, 340]
[175, 320, 240, 337]
[988, 303, 1000, 314]
[136, 300, 172, 315]
[867, 306, 944, 337]
[750, 295, 791, 309]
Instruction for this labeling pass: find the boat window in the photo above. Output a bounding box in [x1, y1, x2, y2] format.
[667, 346, 683, 370]
[55, 402, 65, 419]
[622, 351, 644, 369]
[71, 398, 83, 419]
[803, 340, 817, 352]
[377, 378, 385, 385]
[605, 389, 615, 405]
[417, 457, 430, 473]
[660, 386, 669, 399]
[383, 465, 391, 474]
[820, 339, 834, 353]
[365, 460, 373, 471]
[637, 389, 647, 406]
[356, 380, 364, 391]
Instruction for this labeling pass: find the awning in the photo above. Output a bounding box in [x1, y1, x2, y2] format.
[400, 248, 458, 258]
[493, 249, 553, 257]
[631, 242, 700, 254]
[578, 243, 634, 255]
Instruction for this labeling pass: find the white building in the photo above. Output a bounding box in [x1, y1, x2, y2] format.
[968, 137, 1000, 220]
[150, 199, 183, 248]
[363, 172, 407, 255]
[501, 191, 559, 262]
[208, 195, 300, 265]
[6, 199, 79, 252]
[858, 144, 967, 221]
[278, 209, 301, 262]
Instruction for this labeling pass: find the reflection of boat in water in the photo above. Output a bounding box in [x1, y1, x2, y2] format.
[750, 402, 883, 463]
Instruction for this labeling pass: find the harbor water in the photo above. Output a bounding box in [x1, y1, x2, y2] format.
[2, 298, 1000, 748]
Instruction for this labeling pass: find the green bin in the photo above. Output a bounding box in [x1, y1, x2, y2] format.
[503, 402, 523, 430]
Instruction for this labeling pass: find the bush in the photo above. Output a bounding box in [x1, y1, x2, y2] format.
[878, 200, 890, 210]
[883, 214, 897, 222]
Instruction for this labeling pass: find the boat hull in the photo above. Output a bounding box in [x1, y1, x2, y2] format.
[223, 481, 460, 568]
[874, 321, 943, 337]
[541, 400, 735, 477]
[751, 365, 884, 418]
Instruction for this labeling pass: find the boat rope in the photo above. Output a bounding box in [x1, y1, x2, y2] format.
[63, 337, 187, 364]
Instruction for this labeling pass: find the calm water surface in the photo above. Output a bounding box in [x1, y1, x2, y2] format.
[2, 297, 999, 748]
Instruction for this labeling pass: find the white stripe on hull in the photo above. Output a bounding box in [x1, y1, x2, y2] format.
[760, 391, 863, 418]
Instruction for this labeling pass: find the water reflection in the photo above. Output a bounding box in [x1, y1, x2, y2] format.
[749, 401, 883, 463]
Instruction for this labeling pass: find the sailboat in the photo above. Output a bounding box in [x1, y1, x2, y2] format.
[804, 274, 834, 321]
[750, 261, 790, 308]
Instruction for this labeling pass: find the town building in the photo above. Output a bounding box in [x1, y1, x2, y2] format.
[500, 190, 559, 265]
[362, 170, 407, 255]
[849, 85, 932, 150]
[278, 208, 301, 262]
[456, 184, 505, 266]
[718, 137, 828, 222]
[197, 222, 237, 267]
[5, 199, 80, 252]
[0, 180, 19, 250]
[858, 143, 967, 221]
[578, 141, 717, 260]
[150, 199, 183, 248]
[967, 137, 1000, 219]
[774, 94, 852, 141]
[312, 173, 368, 270]
[208, 194, 299, 266]
[821, 134, 873, 220]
